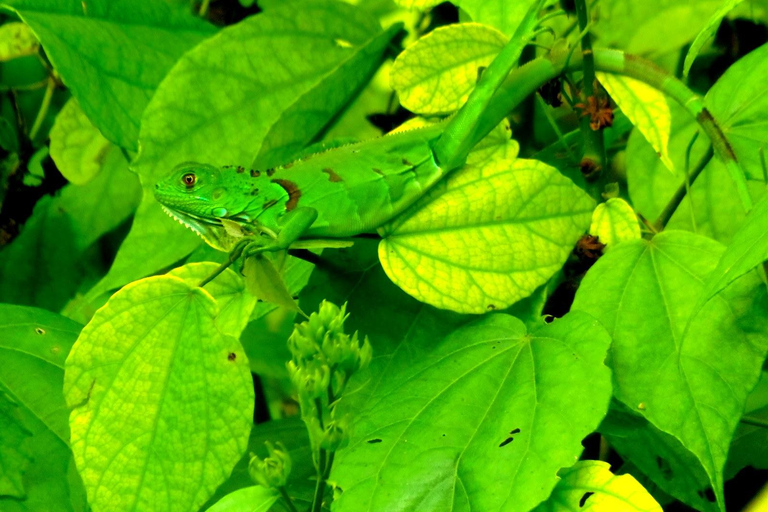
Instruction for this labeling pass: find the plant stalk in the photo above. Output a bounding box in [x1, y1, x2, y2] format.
[278, 487, 299, 512]
[574, 0, 606, 177]
[741, 416, 768, 429]
[28, 77, 55, 142]
[653, 145, 714, 231]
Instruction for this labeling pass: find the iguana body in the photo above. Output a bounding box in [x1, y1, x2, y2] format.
[154, 0, 547, 255]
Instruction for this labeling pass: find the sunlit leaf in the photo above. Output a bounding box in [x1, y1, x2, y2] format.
[379, 157, 594, 313]
[572, 230, 768, 512]
[454, 0, 545, 37]
[167, 262, 258, 338]
[390, 0, 441, 9]
[597, 73, 673, 172]
[2, 0, 215, 149]
[206, 486, 279, 512]
[589, 197, 641, 249]
[683, 0, 746, 77]
[242, 254, 303, 315]
[65, 276, 254, 512]
[391, 23, 507, 114]
[332, 312, 612, 512]
[49, 98, 112, 185]
[0, 21, 38, 61]
[532, 460, 662, 512]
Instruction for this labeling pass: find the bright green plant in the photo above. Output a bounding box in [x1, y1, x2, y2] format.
[0, 0, 766, 511]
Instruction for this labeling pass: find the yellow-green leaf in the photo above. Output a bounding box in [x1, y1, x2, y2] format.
[597, 72, 674, 173]
[589, 198, 641, 249]
[391, 23, 507, 114]
[533, 460, 663, 512]
[0, 22, 38, 61]
[64, 276, 254, 512]
[167, 262, 257, 338]
[379, 157, 594, 313]
[390, 0, 442, 9]
[49, 98, 113, 185]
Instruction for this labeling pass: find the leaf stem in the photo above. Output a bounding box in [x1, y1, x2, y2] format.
[198, 0, 210, 17]
[653, 144, 714, 231]
[741, 416, 768, 429]
[574, 0, 606, 177]
[28, 77, 55, 142]
[278, 487, 299, 512]
[311, 397, 328, 512]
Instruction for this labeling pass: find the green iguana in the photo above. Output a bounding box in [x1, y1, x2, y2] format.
[153, 0, 549, 268]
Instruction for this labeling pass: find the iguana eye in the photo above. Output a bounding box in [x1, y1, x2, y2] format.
[182, 173, 197, 188]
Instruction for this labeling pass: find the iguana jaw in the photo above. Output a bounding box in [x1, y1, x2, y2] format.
[161, 205, 229, 251]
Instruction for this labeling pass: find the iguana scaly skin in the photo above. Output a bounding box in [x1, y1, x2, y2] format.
[153, 0, 552, 255]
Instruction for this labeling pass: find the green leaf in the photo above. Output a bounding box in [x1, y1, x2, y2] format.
[725, 371, 768, 478]
[253, 22, 400, 169]
[90, 0, 397, 297]
[0, 397, 32, 498]
[705, 42, 768, 183]
[589, 197, 641, 249]
[597, 73, 673, 172]
[698, 193, 768, 306]
[532, 460, 662, 512]
[572, 230, 768, 512]
[332, 311, 612, 512]
[206, 486, 279, 512]
[49, 98, 112, 185]
[167, 262, 258, 338]
[683, 0, 746, 77]
[242, 254, 303, 315]
[2, 0, 215, 150]
[626, 103, 764, 245]
[0, 305, 86, 512]
[593, 0, 723, 58]
[600, 402, 717, 512]
[64, 276, 254, 512]
[390, 23, 507, 114]
[454, 0, 544, 37]
[379, 157, 594, 313]
[0, 21, 38, 61]
[390, 0, 441, 9]
[0, 150, 140, 310]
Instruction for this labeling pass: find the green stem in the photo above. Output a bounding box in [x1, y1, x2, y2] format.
[741, 416, 768, 429]
[278, 487, 299, 512]
[653, 145, 713, 231]
[574, 0, 606, 177]
[311, 397, 328, 512]
[536, 95, 578, 165]
[28, 77, 55, 141]
[198, 0, 210, 17]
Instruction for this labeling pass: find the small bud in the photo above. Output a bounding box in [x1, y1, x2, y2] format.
[323, 330, 373, 376]
[248, 441, 292, 488]
[321, 415, 351, 452]
[288, 360, 330, 399]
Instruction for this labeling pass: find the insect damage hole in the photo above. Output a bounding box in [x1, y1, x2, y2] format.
[35, 327, 45, 335]
[498, 428, 521, 447]
[227, 352, 237, 361]
[579, 491, 594, 507]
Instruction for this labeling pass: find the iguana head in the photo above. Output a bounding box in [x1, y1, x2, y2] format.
[154, 162, 274, 251]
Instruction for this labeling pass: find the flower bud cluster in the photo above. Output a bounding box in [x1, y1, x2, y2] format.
[286, 301, 371, 455]
[248, 441, 291, 489]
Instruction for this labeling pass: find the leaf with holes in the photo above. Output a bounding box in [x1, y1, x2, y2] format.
[331, 311, 612, 512]
[532, 460, 662, 512]
[64, 276, 254, 512]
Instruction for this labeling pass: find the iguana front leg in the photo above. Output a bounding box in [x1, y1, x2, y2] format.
[243, 207, 319, 258]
